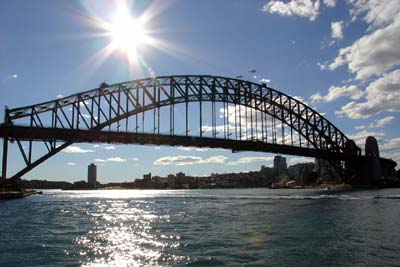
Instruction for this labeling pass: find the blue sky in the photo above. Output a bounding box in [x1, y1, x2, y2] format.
[1, 0, 399, 182]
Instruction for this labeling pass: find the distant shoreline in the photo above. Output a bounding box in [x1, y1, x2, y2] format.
[0, 190, 42, 200]
[61, 184, 356, 191]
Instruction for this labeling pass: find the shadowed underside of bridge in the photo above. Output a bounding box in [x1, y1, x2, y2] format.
[0, 75, 362, 180]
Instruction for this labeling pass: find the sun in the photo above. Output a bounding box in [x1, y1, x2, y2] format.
[106, 9, 149, 56]
[80, 1, 181, 78]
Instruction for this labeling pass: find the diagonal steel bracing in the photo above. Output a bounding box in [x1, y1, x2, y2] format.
[0, 75, 362, 180]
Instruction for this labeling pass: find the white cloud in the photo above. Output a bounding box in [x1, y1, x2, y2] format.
[349, 0, 400, 29]
[317, 62, 327, 70]
[203, 113, 258, 138]
[213, 104, 270, 135]
[323, 0, 336, 7]
[201, 124, 229, 133]
[177, 146, 209, 152]
[311, 85, 363, 103]
[259, 78, 271, 84]
[63, 146, 94, 153]
[201, 122, 268, 141]
[288, 157, 314, 165]
[321, 2, 400, 124]
[206, 156, 228, 164]
[368, 116, 395, 128]
[130, 157, 139, 161]
[292, 95, 310, 106]
[104, 145, 116, 150]
[262, 0, 320, 21]
[11, 74, 18, 79]
[355, 116, 395, 130]
[227, 156, 274, 166]
[67, 162, 76, 166]
[381, 137, 400, 151]
[327, 19, 400, 80]
[331, 20, 344, 39]
[347, 130, 384, 147]
[153, 155, 228, 166]
[335, 69, 400, 119]
[94, 157, 127, 163]
[79, 101, 89, 108]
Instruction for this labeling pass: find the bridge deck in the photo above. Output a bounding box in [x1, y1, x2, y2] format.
[0, 125, 361, 161]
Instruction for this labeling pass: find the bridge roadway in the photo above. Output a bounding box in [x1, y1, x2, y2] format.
[0, 124, 363, 161]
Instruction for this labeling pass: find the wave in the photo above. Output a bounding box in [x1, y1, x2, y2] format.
[373, 195, 400, 199]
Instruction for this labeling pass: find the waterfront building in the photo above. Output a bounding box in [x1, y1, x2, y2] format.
[273, 156, 287, 176]
[288, 162, 315, 184]
[87, 163, 97, 187]
[260, 165, 274, 178]
[143, 173, 152, 181]
[167, 174, 176, 189]
[176, 172, 186, 180]
[176, 172, 188, 189]
[314, 159, 340, 183]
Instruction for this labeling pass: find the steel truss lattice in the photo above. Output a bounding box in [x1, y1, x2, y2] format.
[0, 75, 361, 180]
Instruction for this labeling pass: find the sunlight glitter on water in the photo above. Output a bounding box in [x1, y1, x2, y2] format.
[72, 198, 188, 266]
[58, 190, 182, 199]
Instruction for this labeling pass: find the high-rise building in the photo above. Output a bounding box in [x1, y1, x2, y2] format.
[273, 155, 287, 176]
[88, 163, 97, 187]
[143, 173, 152, 181]
[314, 158, 340, 183]
[175, 172, 189, 189]
[288, 162, 315, 184]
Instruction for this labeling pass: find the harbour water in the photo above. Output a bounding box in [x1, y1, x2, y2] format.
[1, 188, 400, 266]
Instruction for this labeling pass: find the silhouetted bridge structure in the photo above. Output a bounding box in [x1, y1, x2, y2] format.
[0, 75, 396, 185]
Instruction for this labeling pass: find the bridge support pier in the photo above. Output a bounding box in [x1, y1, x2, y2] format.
[1, 107, 9, 189]
[344, 159, 370, 187]
[1, 136, 8, 187]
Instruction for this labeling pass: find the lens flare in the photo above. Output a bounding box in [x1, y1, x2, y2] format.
[106, 9, 148, 57]
[76, 0, 192, 80]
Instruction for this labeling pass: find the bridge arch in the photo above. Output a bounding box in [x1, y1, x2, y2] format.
[1, 75, 361, 179]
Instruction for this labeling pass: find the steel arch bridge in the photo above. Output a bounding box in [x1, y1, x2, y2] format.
[0, 75, 362, 181]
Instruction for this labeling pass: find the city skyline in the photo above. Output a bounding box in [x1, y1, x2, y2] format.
[1, 0, 399, 182]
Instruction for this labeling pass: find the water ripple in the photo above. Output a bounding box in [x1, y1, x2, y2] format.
[1, 188, 400, 266]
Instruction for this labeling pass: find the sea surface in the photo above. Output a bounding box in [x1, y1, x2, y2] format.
[1, 188, 400, 266]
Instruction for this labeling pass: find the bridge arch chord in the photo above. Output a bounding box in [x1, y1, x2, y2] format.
[1, 75, 360, 179]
